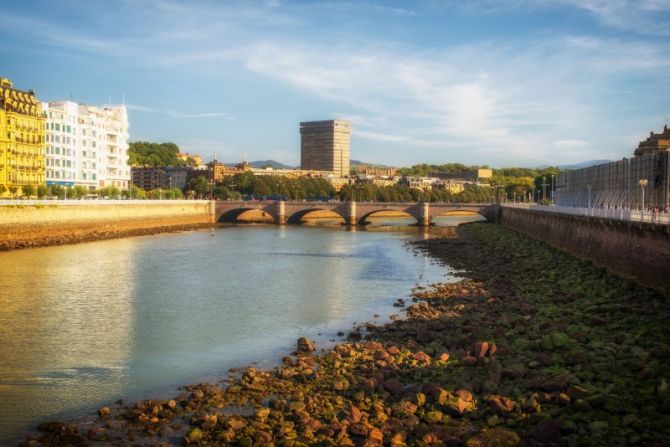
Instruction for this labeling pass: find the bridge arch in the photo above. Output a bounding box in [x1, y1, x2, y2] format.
[218, 208, 276, 223]
[358, 209, 420, 226]
[286, 208, 347, 225]
[430, 204, 496, 222]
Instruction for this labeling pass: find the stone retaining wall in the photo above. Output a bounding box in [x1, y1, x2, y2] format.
[501, 207, 670, 291]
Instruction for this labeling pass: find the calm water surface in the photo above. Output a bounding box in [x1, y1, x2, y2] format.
[0, 220, 473, 441]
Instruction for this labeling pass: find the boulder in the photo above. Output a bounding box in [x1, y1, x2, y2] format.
[297, 337, 316, 354]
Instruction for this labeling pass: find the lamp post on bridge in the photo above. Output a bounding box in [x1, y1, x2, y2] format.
[587, 184, 591, 213]
[639, 178, 648, 214]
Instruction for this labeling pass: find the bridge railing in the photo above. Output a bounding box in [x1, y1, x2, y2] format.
[503, 203, 670, 225]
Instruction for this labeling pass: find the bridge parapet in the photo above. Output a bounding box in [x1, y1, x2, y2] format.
[215, 200, 498, 225]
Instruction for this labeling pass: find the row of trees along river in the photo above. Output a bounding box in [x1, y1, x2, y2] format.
[1, 142, 560, 201]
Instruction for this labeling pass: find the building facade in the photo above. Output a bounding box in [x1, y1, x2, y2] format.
[0, 78, 46, 193]
[44, 101, 130, 190]
[634, 125, 670, 156]
[132, 166, 197, 191]
[300, 120, 351, 177]
[131, 166, 164, 191]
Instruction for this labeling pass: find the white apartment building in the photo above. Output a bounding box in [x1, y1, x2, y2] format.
[44, 101, 130, 189]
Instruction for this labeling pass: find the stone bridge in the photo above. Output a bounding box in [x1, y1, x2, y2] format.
[215, 200, 499, 225]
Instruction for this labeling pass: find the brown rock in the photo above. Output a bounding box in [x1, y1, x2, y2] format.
[395, 400, 418, 416]
[438, 352, 451, 362]
[297, 337, 316, 354]
[384, 378, 404, 395]
[566, 385, 589, 400]
[390, 432, 406, 447]
[488, 395, 516, 415]
[473, 342, 489, 359]
[369, 428, 383, 442]
[350, 422, 369, 437]
[348, 405, 363, 423]
[413, 351, 431, 363]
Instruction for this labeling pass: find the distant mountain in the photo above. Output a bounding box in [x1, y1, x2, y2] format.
[247, 160, 295, 169]
[557, 160, 612, 170]
[350, 159, 396, 168]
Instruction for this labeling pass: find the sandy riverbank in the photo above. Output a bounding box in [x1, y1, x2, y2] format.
[16, 223, 670, 446]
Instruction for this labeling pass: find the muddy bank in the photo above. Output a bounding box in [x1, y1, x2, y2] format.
[16, 223, 670, 446]
[0, 219, 213, 251]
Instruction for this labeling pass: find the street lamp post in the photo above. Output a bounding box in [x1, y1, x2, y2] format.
[587, 185, 591, 213]
[551, 174, 555, 205]
[639, 179, 648, 214]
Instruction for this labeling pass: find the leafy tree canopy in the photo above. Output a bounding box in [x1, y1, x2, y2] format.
[129, 141, 189, 167]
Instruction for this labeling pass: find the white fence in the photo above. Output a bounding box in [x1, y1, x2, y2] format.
[0, 199, 209, 206]
[503, 203, 670, 225]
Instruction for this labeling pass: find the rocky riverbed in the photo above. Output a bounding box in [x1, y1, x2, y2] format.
[16, 223, 670, 446]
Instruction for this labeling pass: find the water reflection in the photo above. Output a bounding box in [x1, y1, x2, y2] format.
[0, 241, 136, 440]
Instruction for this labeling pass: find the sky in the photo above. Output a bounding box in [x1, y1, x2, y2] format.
[2, 0, 669, 168]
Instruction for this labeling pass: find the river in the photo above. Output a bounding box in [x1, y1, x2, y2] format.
[0, 216, 481, 442]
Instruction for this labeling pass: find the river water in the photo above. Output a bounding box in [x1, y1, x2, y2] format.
[0, 217, 479, 441]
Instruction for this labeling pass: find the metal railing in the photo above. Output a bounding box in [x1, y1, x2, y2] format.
[503, 203, 670, 225]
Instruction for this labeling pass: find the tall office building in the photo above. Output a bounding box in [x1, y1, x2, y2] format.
[300, 119, 351, 177]
[44, 101, 130, 189]
[0, 78, 46, 193]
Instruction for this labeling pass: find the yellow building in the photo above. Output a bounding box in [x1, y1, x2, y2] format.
[177, 152, 204, 166]
[0, 78, 46, 194]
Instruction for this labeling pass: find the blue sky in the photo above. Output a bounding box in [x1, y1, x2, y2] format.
[2, 0, 669, 167]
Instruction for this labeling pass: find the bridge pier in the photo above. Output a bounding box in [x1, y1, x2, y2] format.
[209, 199, 216, 224]
[276, 200, 287, 225]
[346, 201, 357, 226]
[418, 201, 430, 226]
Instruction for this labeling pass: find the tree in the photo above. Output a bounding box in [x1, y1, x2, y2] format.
[123, 184, 146, 199]
[128, 141, 188, 167]
[8, 185, 18, 198]
[0, 184, 6, 196]
[71, 185, 89, 199]
[97, 186, 120, 199]
[185, 176, 210, 199]
[22, 184, 35, 198]
[49, 184, 63, 198]
[37, 185, 49, 199]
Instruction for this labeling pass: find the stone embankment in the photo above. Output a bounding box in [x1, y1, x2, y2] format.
[0, 201, 212, 251]
[500, 206, 670, 292]
[17, 223, 670, 446]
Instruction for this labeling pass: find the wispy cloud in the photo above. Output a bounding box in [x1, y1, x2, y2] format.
[126, 104, 235, 119]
